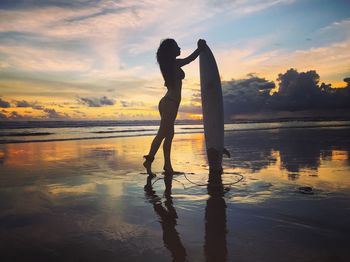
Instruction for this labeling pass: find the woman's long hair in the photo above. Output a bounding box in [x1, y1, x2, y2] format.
[156, 39, 177, 86]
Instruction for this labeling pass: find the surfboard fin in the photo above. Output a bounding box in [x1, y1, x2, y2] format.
[223, 148, 231, 158]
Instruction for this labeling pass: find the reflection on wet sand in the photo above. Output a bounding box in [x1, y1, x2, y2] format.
[0, 127, 350, 261]
[144, 174, 187, 261]
[225, 127, 350, 188]
[145, 171, 229, 262]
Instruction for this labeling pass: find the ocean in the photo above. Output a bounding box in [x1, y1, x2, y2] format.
[1, 120, 350, 144]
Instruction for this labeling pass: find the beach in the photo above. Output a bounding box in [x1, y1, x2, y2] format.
[1, 125, 350, 261]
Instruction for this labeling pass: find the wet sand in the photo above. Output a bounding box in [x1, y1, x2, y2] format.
[0, 127, 350, 261]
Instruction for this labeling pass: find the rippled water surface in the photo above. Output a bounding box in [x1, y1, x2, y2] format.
[0, 126, 350, 261]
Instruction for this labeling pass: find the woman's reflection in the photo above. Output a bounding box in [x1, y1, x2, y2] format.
[204, 171, 228, 262]
[144, 174, 187, 262]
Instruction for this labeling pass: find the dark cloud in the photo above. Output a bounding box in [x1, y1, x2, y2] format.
[43, 108, 67, 119]
[0, 107, 67, 120]
[1, 98, 77, 120]
[14, 100, 44, 110]
[269, 68, 320, 110]
[0, 98, 11, 108]
[223, 69, 350, 120]
[15, 100, 32, 107]
[268, 69, 350, 111]
[78, 96, 115, 107]
[222, 76, 275, 118]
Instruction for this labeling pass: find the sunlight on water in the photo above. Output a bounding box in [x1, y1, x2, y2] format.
[0, 127, 350, 261]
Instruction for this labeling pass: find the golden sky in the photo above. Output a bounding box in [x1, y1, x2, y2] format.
[0, 0, 349, 120]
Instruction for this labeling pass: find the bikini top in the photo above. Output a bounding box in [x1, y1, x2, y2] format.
[164, 67, 185, 87]
[177, 68, 185, 80]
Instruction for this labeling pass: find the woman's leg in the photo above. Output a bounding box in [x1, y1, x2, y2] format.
[147, 122, 167, 158]
[144, 98, 177, 174]
[144, 119, 167, 175]
[162, 100, 178, 172]
[163, 124, 174, 171]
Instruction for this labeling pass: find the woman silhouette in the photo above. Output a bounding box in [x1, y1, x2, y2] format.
[143, 38, 206, 175]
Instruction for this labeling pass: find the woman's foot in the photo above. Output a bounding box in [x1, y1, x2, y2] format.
[163, 166, 184, 175]
[143, 155, 155, 176]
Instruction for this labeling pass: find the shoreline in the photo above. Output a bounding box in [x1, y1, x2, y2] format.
[1, 117, 350, 129]
[1, 121, 350, 145]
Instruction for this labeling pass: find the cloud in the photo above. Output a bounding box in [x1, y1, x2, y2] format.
[0, 106, 68, 120]
[0, 3, 146, 77]
[14, 100, 44, 110]
[15, 100, 31, 107]
[72, 110, 86, 116]
[0, 0, 295, 76]
[0, 112, 7, 119]
[78, 96, 115, 107]
[223, 69, 350, 119]
[268, 68, 350, 111]
[9, 111, 24, 119]
[0, 98, 11, 108]
[42, 108, 67, 119]
[215, 35, 350, 85]
[223, 76, 275, 117]
[190, 92, 202, 103]
[315, 19, 350, 44]
[179, 104, 202, 115]
[5, 97, 71, 119]
[0, 44, 93, 72]
[1, 0, 347, 121]
[119, 100, 145, 108]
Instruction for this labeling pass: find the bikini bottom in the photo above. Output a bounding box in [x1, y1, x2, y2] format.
[158, 96, 180, 116]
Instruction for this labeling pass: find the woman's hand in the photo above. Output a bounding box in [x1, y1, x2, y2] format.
[197, 39, 207, 51]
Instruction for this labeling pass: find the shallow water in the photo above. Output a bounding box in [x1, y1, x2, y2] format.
[1, 120, 349, 144]
[0, 127, 350, 261]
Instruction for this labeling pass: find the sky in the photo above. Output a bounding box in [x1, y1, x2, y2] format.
[0, 0, 349, 121]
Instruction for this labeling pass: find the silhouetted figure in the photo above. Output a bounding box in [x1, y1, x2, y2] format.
[144, 174, 187, 261]
[204, 171, 227, 262]
[143, 39, 206, 175]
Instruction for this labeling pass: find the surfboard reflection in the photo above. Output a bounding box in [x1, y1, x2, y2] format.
[144, 174, 187, 261]
[204, 171, 227, 262]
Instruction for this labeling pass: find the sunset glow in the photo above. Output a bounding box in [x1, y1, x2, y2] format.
[0, 0, 349, 120]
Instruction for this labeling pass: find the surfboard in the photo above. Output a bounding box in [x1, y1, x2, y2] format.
[200, 45, 228, 172]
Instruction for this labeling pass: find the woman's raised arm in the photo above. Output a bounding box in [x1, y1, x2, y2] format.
[176, 39, 206, 67]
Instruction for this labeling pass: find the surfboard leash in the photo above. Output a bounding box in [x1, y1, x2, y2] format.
[183, 172, 244, 187]
[150, 172, 244, 188]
